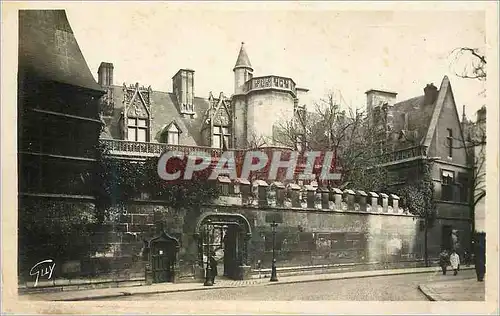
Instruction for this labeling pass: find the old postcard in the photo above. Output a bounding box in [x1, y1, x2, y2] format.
[1, 1, 498, 314]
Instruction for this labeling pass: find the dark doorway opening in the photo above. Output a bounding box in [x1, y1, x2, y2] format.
[194, 212, 252, 281]
[149, 231, 180, 283]
[441, 225, 453, 251]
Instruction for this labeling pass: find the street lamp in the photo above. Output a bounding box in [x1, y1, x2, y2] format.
[204, 219, 213, 286]
[270, 221, 278, 282]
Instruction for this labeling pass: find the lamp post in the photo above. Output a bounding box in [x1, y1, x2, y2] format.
[270, 221, 278, 282]
[204, 219, 213, 286]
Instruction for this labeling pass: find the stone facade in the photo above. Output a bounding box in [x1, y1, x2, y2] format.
[87, 182, 470, 282]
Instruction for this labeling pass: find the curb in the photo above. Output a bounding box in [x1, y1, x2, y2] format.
[47, 266, 475, 301]
[417, 285, 437, 301]
[265, 266, 476, 287]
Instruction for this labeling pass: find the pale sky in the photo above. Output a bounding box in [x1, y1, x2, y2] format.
[65, 3, 486, 120]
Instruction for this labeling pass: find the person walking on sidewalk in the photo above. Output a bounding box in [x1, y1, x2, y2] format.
[450, 250, 460, 276]
[439, 249, 450, 275]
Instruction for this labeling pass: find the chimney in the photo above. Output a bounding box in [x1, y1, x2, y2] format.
[365, 89, 397, 126]
[97, 62, 114, 86]
[172, 69, 195, 115]
[423, 83, 438, 105]
[477, 106, 486, 124]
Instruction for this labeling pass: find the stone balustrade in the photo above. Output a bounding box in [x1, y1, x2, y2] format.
[214, 177, 409, 215]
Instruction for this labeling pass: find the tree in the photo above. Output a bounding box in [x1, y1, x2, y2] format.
[273, 93, 387, 191]
[459, 107, 486, 239]
[450, 47, 486, 81]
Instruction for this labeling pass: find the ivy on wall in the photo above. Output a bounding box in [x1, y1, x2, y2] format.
[395, 160, 437, 224]
[92, 144, 221, 213]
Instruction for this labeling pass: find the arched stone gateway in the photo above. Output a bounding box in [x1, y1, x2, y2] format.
[194, 212, 252, 281]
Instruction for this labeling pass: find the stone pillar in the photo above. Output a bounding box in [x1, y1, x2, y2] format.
[390, 194, 400, 213]
[379, 193, 389, 212]
[272, 182, 286, 207]
[356, 190, 368, 212]
[237, 178, 251, 204]
[236, 233, 252, 280]
[306, 185, 316, 208]
[344, 189, 355, 210]
[172, 249, 180, 283]
[368, 192, 379, 212]
[320, 187, 330, 210]
[332, 188, 343, 210]
[287, 183, 301, 207]
[254, 180, 269, 207]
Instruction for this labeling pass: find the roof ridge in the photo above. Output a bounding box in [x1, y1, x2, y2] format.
[421, 76, 450, 147]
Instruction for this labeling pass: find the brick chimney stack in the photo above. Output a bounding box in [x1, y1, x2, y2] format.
[423, 83, 438, 105]
[97, 62, 114, 86]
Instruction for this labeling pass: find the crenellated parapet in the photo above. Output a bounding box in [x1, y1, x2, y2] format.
[214, 177, 411, 216]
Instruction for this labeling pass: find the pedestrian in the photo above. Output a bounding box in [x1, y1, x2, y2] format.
[439, 249, 449, 275]
[209, 254, 218, 284]
[450, 250, 460, 276]
[463, 249, 470, 267]
[474, 235, 486, 282]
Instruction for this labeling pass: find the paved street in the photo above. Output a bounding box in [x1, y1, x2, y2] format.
[104, 269, 476, 301]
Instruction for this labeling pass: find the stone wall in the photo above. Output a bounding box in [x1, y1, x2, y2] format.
[92, 180, 471, 281]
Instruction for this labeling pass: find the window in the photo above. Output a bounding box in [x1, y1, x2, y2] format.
[167, 124, 180, 145]
[458, 172, 470, 203]
[213, 125, 230, 149]
[446, 128, 453, 158]
[127, 117, 148, 142]
[441, 170, 455, 201]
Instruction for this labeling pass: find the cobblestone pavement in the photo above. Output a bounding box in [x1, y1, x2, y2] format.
[104, 269, 477, 301]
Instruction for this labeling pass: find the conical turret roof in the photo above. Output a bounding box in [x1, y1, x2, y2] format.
[234, 42, 253, 71]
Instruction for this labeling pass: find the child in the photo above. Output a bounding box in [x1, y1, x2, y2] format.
[450, 250, 460, 276]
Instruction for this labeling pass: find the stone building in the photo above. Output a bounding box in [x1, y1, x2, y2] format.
[17, 10, 105, 275]
[95, 46, 472, 282]
[98, 42, 309, 154]
[17, 9, 474, 286]
[365, 76, 473, 255]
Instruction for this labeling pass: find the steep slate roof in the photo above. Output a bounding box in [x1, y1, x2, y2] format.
[18, 10, 103, 92]
[234, 42, 253, 70]
[106, 86, 211, 146]
[390, 76, 456, 147]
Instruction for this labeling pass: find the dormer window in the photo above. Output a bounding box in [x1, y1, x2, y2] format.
[158, 121, 182, 145]
[213, 125, 230, 149]
[127, 117, 148, 142]
[167, 124, 180, 145]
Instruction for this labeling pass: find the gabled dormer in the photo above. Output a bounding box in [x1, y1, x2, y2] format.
[157, 121, 183, 145]
[120, 82, 152, 142]
[202, 92, 233, 149]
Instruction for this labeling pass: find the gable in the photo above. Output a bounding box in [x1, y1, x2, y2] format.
[126, 89, 150, 119]
[427, 84, 468, 166]
[212, 97, 232, 126]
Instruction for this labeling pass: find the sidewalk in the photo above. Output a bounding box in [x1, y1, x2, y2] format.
[21, 265, 475, 301]
[419, 277, 485, 301]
